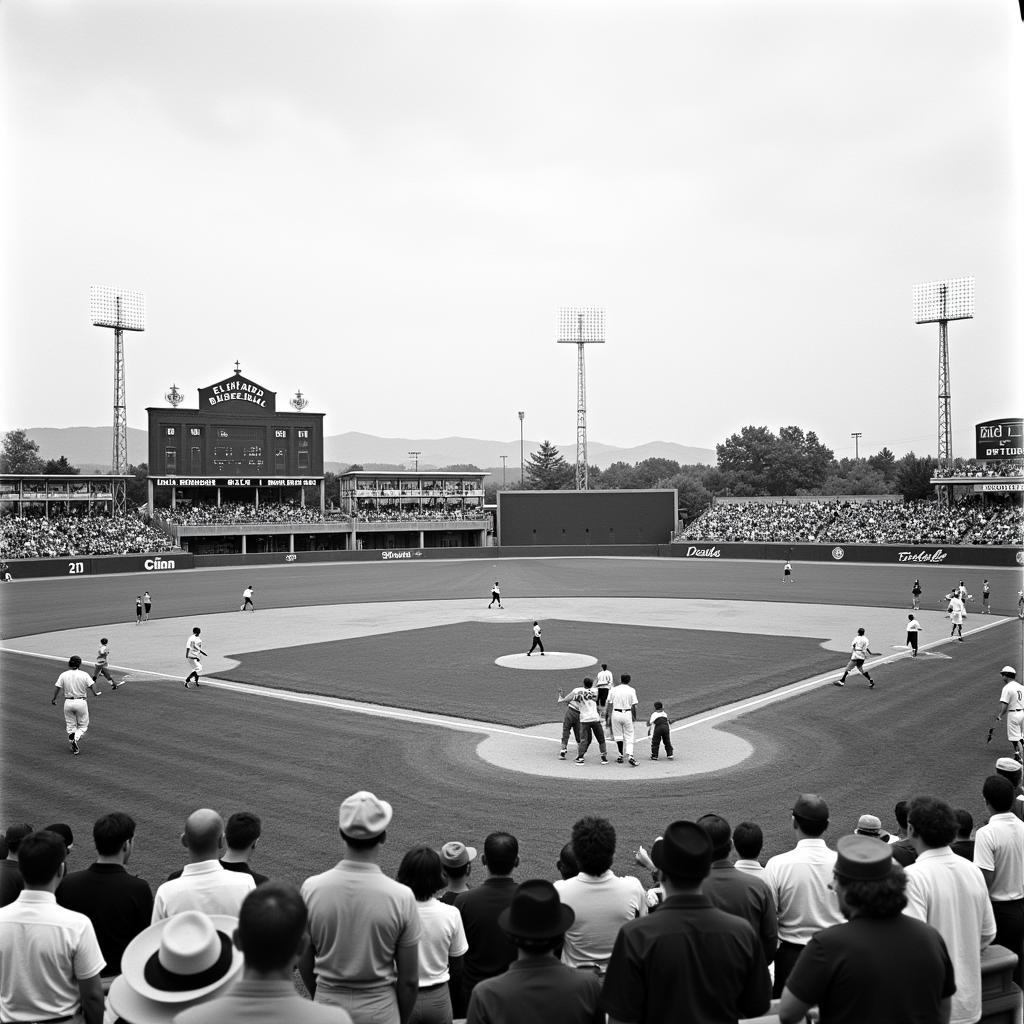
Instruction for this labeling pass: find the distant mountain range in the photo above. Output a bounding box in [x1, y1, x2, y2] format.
[19, 426, 714, 474]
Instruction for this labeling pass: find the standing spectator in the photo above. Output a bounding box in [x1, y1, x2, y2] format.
[553, 816, 646, 974]
[763, 794, 844, 997]
[646, 702, 673, 760]
[455, 832, 520, 1006]
[299, 791, 421, 1024]
[732, 822, 767, 878]
[697, 814, 778, 965]
[951, 809, 975, 861]
[0, 829, 105, 1024]
[175, 884, 351, 1024]
[555, 843, 579, 881]
[51, 654, 101, 755]
[0, 823, 32, 907]
[438, 842, 476, 906]
[153, 809, 255, 922]
[974, 775, 1024, 987]
[397, 845, 467, 1024]
[994, 665, 1024, 764]
[556, 681, 585, 760]
[995, 756, 1024, 820]
[107, 911, 243, 1023]
[608, 674, 639, 767]
[904, 795, 996, 1024]
[853, 813, 891, 844]
[466, 880, 602, 1024]
[777, 836, 955, 1024]
[56, 811, 153, 979]
[167, 811, 270, 885]
[601, 820, 771, 1024]
[887, 801, 918, 867]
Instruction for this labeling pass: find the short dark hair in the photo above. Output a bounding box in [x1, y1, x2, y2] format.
[397, 845, 445, 901]
[68, 655, 82, 669]
[893, 801, 909, 829]
[794, 814, 828, 838]
[953, 808, 973, 838]
[18, 830, 66, 885]
[733, 821, 764, 860]
[44, 824, 73, 850]
[4, 824, 34, 854]
[93, 812, 136, 856]
[237, 882, 307, 972]
[341, 831, 386, 850]
[556, 842, 579, 880]
[983, 775, 1015, 813]
[483, 832, 518, 875]
[225, 812, 262, 851]
[571, 816, 615, 876]
[696, 814, 732, 860]
[837, 864, 907, 919]
[907, 796, 957, 849]
[621, 674, 631, 684]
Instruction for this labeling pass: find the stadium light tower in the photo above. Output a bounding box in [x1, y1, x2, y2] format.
[914, 277, 974, 504]
[91, 285, 145, 511]
[557, 307, 605, 490]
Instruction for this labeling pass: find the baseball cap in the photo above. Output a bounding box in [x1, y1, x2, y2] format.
[338, 791, 392, 839]
[792, 794, 829, 822]
[834, 834, 893, 881]
[996, 757, 1023, 775]
[854, 814, 884, 836]
[440, 841, 477, 869]
[1001, 666, 1017, 677]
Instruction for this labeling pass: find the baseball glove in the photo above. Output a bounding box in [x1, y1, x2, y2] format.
[987, 727, 995, 744]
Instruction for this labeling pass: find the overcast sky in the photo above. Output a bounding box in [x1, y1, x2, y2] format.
[1, 0, 1020, 461]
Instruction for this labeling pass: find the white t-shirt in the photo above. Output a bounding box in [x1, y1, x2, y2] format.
[413, 898, 467, 986]
[595, 670, 613, 691]
[569, 687, 601, 723]
[947, 597, 965, 623]
[906, 619, 922, 634]
[554, 871, 647, 969]
[532, 624, 542, 639]
[242, 588, 253, 600]
[973, 813, 1024, 902]
[764, 838, 844, 945]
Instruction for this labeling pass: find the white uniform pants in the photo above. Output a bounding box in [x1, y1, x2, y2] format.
[610, 710, 635, 756]
[63, 698, 89, 740]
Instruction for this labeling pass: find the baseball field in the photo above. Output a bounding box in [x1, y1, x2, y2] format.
[2, 555, 1022, 889]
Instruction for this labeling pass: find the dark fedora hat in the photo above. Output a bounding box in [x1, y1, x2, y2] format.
[651, 820, 712, 880]
[497, 879, 575, 940]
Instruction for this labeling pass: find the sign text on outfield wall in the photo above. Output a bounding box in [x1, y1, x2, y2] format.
[974, 482, 1024, 493]
[975, 417, 1023, 460]
[154, 478, 320, 487]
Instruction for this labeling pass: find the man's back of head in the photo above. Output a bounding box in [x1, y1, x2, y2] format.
[733, 822, 764, 861]
[4, 824, 33, 859]
[792, 794, 830, 839]
[907, 796, 957, 850]
[19, 830, 66, 888]
[93, 812, 136, 860]
[696, 814, 732, 862]
[982, 775, 1015, 814]
[183, 809, 224, 861]
[571, 817, 615, 877]
[236, 882, 307, 977]
[225, 812, 261, 854]
[483, 833, 519, 877]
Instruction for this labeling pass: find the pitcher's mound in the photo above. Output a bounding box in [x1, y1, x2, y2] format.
[495, 652, 598, 670]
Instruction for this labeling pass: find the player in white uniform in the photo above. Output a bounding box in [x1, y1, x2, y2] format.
[184, 627, 208, 688]
[995, 666, 1024, 764]
[527, 621, 544, 656]
[240, 585, 255, 612]
[608, 674, 640, 766]
[51, 655, 100, 754]
[834, 628, 878, 688]
[487, 582, 503, 609]
[143, 591, 152, 622]
[783, 561, 793, 583]
[905, 616, 922, 657]
[947, 594, 966, 642]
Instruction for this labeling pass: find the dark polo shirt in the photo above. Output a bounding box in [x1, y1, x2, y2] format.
[467, 956, 603, 1024]
[701, 861, 779, 965]
[455, 876, 518, 996]
[57, 862, 153, 975]
[601, 892, 771, 1024]
[0, 860, 24, 908]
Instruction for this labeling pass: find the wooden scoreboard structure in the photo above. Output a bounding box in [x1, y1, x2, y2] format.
[146, 367, 325, 513]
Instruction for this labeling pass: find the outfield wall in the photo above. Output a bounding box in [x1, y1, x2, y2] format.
[3, 541, 1020, 578]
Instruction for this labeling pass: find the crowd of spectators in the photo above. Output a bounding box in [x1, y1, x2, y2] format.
[356, 504, 489, 523]
[933, 459, 1024, 479]
[2, 767, 1023, 1023]
[157, 502, 348, 526]
[0, 512, 174, 558]
[678, 498, 1024, 547]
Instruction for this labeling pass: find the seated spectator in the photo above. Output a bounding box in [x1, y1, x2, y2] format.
[601, 820, 771, 1023]
[553, 816, 647, 973]
[950, 808, 975, 861]
[778, 836, 955, 1024]
[56, 811, 153, 978]
[0, 822, 32, 907]
[166, 811, 269, 885]
[466, 880, 602, 1024]
[0, 829, 105, 1024]
[106, 911, 243, 1023]
[153, 809, 255, 922]
[438, 841, 477, 906]
[732, 821, 767, 877]
[0, 511, 173, 558]
[397, 845, 468, 1024]
[697, 813, 778, 965]
[174, 885, 352, 1024]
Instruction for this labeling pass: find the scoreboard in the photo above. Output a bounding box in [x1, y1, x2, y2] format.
[147, 370, 324, 481]
[975, 418, 1023, 461]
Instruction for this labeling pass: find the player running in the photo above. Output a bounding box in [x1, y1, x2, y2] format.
[834, 628, 878, 689]
[92, 638, 121, 690]
[184, 627, 208, 688]
[487, 581, 503, 609]
[240, 585, 255, 612]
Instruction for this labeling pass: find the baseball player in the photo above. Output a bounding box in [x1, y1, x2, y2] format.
[92, 637, 120, 690]
[184, 627, 208, 688]
[143, 592, 152, 622]
[982, 579, 991, 613]
[487, 581, 503, 609]
[834, 628, 878, 688]
[595, 663, 613, 712]
[911, 579, 922, 610]
[608, 673, 640, 766]
[240, 585, 255, 612]
[904, 615, 922, 657]
[995, 666, 1024, 764]
[135, 595, 143, 625]
[783, 561, 793, 583]
[51, 655, 100, 755]
[526, 621, 544, 656]
[947, 593, 966, 642]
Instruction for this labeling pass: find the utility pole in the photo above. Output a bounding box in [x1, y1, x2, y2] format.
[500, 455, 507, 488]
[518, 411, 525, 486]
